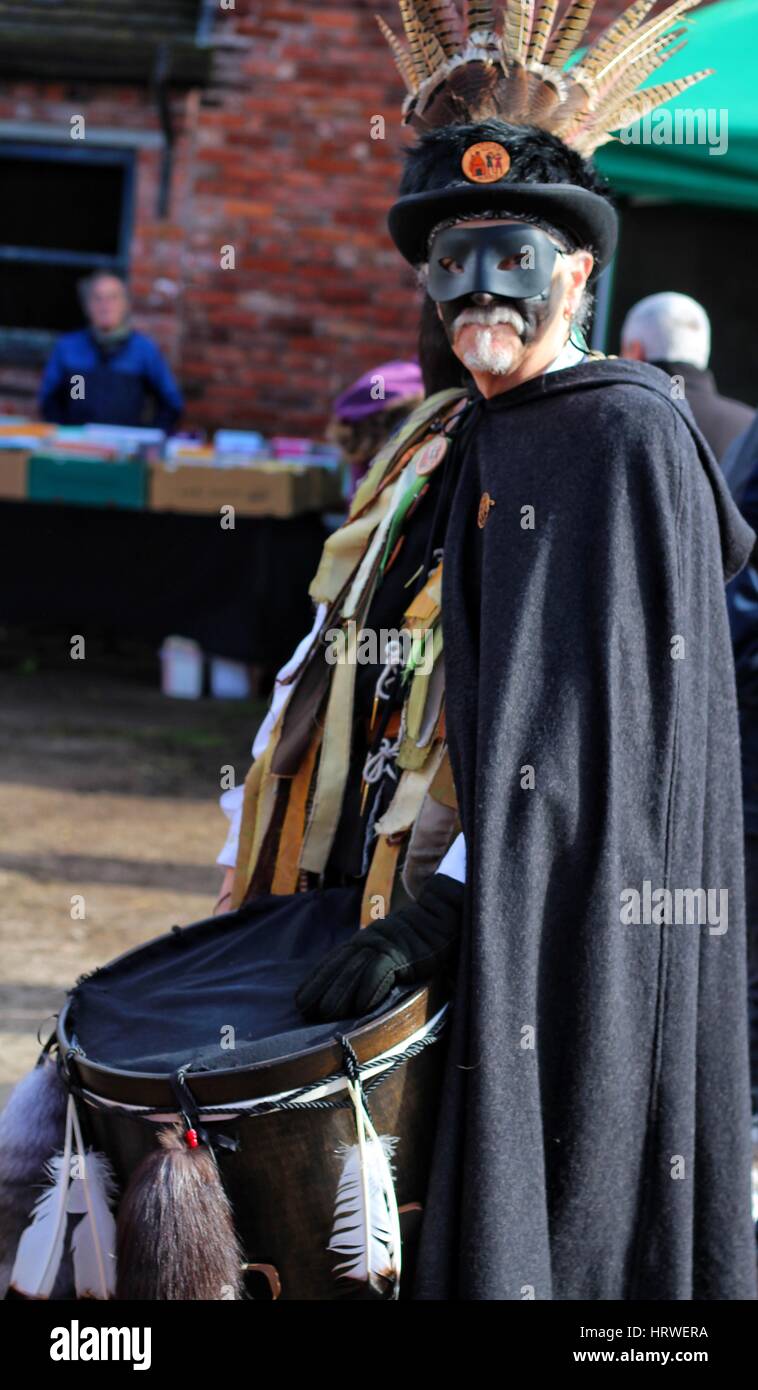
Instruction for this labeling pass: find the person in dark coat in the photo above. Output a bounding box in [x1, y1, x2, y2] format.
[39, 271, 183, 433]
[621, 292, 754, 462]
[298, 2, 758, 1301]
[727, 554, 758, 1120]
[722, 407, 758, 505]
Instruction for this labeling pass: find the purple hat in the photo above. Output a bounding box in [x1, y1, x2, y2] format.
[333, 360, 423, 423]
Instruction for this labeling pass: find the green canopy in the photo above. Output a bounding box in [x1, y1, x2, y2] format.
[595, 0, 758, 211]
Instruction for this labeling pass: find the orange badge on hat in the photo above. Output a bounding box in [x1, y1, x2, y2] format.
[461, 142, 511, 184]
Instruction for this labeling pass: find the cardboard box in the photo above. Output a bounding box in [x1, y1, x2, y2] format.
[28, 454, 147, 510]
[0, 448, 29, 500]
[0, 421, 54, 440]
[149, 462, 342, 519]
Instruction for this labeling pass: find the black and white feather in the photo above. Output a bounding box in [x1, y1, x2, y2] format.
[328, 1084, 402, 1299]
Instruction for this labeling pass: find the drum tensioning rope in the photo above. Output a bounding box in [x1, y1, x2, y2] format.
[64, 1002, 449, 1130]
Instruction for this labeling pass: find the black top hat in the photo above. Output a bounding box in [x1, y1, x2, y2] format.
[388, 121, 618, 272]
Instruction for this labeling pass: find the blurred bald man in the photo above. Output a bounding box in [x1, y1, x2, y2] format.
[40, 272, 183, 433]
[621, 291, 752, 462]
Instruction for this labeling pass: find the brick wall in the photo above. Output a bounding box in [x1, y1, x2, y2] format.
[0, 0, 717, 437]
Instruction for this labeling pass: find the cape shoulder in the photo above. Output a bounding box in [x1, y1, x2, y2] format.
[483, 357, 754, 582]
[487, 357, 694, 432]
[484, 359, 697, 492]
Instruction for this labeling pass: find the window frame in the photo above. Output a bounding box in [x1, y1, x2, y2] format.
[0, 140, 136, 358]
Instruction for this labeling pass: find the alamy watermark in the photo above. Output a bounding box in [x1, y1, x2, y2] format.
[324, 623, 433, 675]
[618, 107, 728, 157]
[620, 880, 728, 935]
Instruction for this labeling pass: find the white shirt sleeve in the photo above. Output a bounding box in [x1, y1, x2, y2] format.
[215, 602, 328, 868]
[437, 831, 466, 884]
[216, 784, 245, 869]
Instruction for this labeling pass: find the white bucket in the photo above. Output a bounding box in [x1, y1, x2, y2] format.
[209, 656, 251, 700]
[160, 636, 204, 699]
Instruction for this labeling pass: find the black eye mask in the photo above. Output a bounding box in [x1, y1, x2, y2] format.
[427, 223, 562, 303]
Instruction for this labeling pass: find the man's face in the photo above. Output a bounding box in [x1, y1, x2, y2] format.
[86, 276, 129, 333]
[429, 218, 591, 383]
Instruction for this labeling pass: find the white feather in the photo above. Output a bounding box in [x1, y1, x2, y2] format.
[328, 1081, 401, 1297]
[10, 1096, 74, 1298]
[69, 1151, 118, 1300]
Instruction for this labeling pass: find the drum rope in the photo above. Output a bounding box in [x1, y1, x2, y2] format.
[73, 1003, 449, 1125]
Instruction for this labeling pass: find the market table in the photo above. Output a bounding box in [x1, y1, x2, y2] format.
[0, 499, 329, 669]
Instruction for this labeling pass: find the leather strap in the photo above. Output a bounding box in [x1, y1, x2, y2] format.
[309, 390, 465, 606]
[230, 757, 265, 909]
[271, 726, 323, 895]
[359, 832, 406, 926]
[299, 630, 359, 874]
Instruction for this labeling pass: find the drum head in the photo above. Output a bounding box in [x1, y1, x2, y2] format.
[65, 886, 406, 1076]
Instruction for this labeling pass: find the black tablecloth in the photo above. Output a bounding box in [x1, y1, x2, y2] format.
[0, 500, 328, 666]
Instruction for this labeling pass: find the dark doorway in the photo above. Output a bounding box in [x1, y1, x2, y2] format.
[0, 142, 135, 335]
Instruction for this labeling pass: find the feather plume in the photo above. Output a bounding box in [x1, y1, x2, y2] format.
[525, 69, 562, 122]
[586, 33, 688, 125]
[603, 68, 714, 132]
[68, 1147, 118, 1300]
[588, 28, 686, 107]
[503, 0, 535, 65]
[416, 59, 502, 129]
[425, 0, 463, 55]
[381, 0, 711, 155]
[498, 60, 530, 120]
[527, 0, 559, 64]
[398, 0, 431, 77]
[550, 81, 593, 140]
[543, 0, 596, 69]
[579, 0, 657, 80]
[589, 0, 701, 87]
[420, 25, 448, 72]
[375, 15, 418, 92]
[10, 1097, 74, 1298]
[629, 0, 702, 47]
[328, 1134, 401, 1299]
[465, 0, 496, 37]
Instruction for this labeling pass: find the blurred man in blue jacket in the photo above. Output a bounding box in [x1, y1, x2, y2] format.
[39, 271, 183, 432]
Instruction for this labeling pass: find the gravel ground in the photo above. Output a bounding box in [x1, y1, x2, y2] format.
[0, 654, 266, 1104]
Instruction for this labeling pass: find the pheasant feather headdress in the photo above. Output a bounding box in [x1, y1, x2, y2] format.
[378, 0, 713, 157]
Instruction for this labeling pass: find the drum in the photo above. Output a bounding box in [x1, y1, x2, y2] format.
[56, 886, 448, 1301]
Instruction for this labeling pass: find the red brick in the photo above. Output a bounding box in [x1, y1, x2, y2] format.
[0, 0, 716, 434]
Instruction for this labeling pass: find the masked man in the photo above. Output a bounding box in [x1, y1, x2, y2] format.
[220, 0, 756, 1301]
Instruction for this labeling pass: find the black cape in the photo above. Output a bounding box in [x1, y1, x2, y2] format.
[415, 358, 758, 1300]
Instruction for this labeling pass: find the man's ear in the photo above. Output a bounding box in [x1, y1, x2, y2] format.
[571, 250, 594, 293]
[565, 249, 594, 317]
[622, 339, 646, 362]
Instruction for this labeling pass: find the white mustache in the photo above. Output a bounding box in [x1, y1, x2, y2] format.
[452, 304, 526, 337]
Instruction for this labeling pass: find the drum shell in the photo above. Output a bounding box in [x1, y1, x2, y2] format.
[59, 983, 447, 1301]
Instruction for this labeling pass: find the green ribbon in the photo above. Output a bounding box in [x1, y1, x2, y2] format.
[377, 470, 430, 580]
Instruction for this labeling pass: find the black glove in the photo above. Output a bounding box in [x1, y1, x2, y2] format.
[295, 872, 463, 1022]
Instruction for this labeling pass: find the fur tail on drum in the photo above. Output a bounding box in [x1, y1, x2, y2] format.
[115, 1127, 244, 1301]
[0, 1055, 69, 1298]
